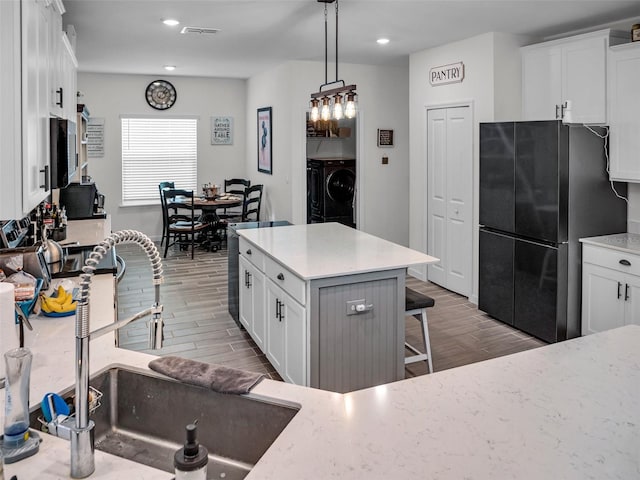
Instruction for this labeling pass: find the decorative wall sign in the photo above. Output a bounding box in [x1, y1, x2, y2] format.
[257, 107, 272, 175]
[429, 62, 465, 86]
[377, 129, 394, 147]
[211, 116, 233, 145]
[87, 117, 105, 158]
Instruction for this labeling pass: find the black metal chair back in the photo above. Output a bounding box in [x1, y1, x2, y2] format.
[219, 178, 251, 220]
[158, 182, 176, 246]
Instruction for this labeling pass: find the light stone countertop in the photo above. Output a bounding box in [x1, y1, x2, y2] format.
[3, 278, 639, 478]
[580, 232, 640, 255]
[238, 222, 439, 280]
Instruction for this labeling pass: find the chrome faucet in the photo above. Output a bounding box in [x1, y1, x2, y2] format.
[70, 230, 164, 478]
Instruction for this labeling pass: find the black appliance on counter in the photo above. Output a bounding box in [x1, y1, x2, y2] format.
[227, 221, 292, 326]
[59, 182, 106, 220]
[50, 118, 77, 189]
[307, 157, 356, 227]
[478, 120, 627, 343]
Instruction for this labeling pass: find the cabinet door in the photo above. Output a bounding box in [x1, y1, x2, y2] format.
[47, 3, 63, 117]
[522, 46, 562, 121]
[623, 274, 640, 326]
[281, 293, 306, 385]
[582, 263, 625, 335]
[265, 279, 306, 385]
[561, 36, 607, 124]
[608, 44, 640, 182]
[239, 256, 266, 349]
[265, 281, 285, 374]
[22, 0, 51, 212]
[251, 266, 266, 350]
[238, 256, 253, 330]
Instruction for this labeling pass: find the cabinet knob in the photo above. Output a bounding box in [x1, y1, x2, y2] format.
[277, 273, 285, 281]
[619, 259, 631, 266]
[246, 249, 252, 255]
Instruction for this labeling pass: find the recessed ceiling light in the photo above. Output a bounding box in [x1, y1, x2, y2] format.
[377, 38, 390, 45]
[164, 65, 176, 71]
[163, 19, 180, 26]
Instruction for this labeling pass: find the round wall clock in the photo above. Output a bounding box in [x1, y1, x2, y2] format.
[145, 80, 177, 110]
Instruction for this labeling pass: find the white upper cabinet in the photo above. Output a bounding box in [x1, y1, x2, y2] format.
[522, 29, 627, 124]
[608, 42, 640, 183]
[22, 0, 52, 212]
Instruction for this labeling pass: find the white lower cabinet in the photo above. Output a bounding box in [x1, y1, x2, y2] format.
[238, 255, 266, 349]
[265, 278, 306, 385]
[239, 238, 306, 385]
[582, 244, 640, 335]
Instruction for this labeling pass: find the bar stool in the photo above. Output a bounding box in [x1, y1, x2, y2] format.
[404, 287, 435, 373]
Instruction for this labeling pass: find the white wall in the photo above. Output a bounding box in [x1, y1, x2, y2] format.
[77, 73, 246, 238]
[628, 184, 640, 233]
[409, 32, 531, 302]
[246, 60, 411, 245]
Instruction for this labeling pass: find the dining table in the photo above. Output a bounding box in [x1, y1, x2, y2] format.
[171, 194, 244, 251]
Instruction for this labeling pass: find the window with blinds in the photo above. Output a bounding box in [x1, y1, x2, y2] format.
[121, 116, 198, 204]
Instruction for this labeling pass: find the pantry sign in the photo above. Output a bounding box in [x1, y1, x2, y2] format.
[429, 62, 464, 86]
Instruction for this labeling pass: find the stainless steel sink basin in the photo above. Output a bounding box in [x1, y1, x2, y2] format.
[31, 364, 300, 479]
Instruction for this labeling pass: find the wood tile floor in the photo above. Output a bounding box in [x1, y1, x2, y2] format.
[117, 243, 546, 382]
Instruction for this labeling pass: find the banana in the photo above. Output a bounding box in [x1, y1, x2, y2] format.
[49, 286, 69, 305]
[40, 290, 77, 314]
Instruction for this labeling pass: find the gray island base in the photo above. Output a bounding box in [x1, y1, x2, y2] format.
[237, 223, 438, 393]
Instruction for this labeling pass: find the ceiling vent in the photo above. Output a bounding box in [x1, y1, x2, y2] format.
[180, 26, 219, 35]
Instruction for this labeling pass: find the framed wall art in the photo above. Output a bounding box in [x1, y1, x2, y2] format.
[257, 107, 272, 174]
[211, 116, 233, 145]
[377, 129, 394, 147]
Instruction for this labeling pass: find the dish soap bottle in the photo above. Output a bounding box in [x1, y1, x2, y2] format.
[174, 421, 208, 480]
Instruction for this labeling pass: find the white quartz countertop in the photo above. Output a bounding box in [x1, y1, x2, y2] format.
[238, 223, 439, 280]
[64, 216, 112, 247]
[580, 232, 640, 255]
[3, 273, 639, 479]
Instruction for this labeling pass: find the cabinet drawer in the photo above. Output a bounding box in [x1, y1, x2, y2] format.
[265, 255, 306, 305]
[582, 244, 640, 277]
[239, 237, 265, 271]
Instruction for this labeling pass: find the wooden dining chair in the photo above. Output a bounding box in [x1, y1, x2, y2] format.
[218, 178, 250, 220]
[242, 184, 264, 222]
[162, 189, 211, 259]
[158, 181, 190, 247]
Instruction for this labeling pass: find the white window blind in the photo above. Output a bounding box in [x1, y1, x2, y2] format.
[121, 117, 198, 204]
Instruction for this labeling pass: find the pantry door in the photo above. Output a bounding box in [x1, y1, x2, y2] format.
[426, 106, 472, 297]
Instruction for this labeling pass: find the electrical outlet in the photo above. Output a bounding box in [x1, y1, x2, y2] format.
[346, 299, 366, 316]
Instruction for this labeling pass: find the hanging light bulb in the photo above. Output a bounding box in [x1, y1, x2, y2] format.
[345, 91, 357, 119]
[321, 97, 331, 121]
[333, 93, 343, 120]
[310, 98, 320, 122]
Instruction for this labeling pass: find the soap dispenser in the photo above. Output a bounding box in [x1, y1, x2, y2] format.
[174, 421, 208, 480]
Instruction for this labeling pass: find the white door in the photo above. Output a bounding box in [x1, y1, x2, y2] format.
[426, 106, 472, 297]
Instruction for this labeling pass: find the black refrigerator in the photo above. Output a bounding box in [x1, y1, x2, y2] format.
[479, 121, 627, 343]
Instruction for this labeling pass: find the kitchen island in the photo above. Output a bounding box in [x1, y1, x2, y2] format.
[237, 223, 439, 392]
[4, 291, 639, 479]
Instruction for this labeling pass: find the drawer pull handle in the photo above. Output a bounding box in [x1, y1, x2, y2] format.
[246, 249, 252, 255]
[277, 273, 285, 281]
[619, 259, 631, 266]
[618, 281, 622, 299]
[625, 283, 630, 302]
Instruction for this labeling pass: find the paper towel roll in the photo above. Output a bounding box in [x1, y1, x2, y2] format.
[0, 282, 19, 381]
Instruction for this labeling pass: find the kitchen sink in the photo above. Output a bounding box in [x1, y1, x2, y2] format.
[30, 364, 300, 479]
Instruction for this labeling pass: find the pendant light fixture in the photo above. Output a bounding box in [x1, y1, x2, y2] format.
[309, 0, 357, 122]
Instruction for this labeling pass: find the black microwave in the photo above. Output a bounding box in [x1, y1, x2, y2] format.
[50, 118, 77, 189]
